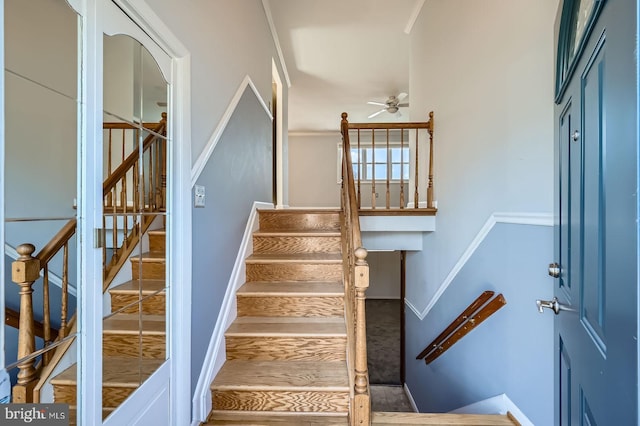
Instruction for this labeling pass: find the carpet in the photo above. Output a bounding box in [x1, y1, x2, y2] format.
[366, 299, 401, 385]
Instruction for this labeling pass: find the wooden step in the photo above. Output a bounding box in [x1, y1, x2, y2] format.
[211, 360, 349, 413]
[253, 231, 341, 255]
[246, 253, 342, 282]
[51, 357, 163, 408]
[371, 412, 520, 425]
[130, 252, 165, 280]
[237, 282, 344, 317]
[225, 317, 347, 361]
[258, 209, 341, 232]
[108, 279, 166, 315]
[103, 313, 165, 359]
[148, 229, 166, 254]
[206, 411, 348, 425]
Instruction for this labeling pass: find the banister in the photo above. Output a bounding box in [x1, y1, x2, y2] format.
[417, 292, 507, 364]
[35, 218, 76, 266]
[103, 114, 167, 195]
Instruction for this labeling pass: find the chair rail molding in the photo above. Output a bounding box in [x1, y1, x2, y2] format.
[191, 75, 272, 187]
[405, 212, 553, 320]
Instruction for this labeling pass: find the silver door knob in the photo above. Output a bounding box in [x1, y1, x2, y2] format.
[548, 262, 561, 278]
[536, 297, 576, 315]
[572, 130, 580, 141]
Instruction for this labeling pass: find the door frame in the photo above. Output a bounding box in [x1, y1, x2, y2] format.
[82, 1, 192, 424]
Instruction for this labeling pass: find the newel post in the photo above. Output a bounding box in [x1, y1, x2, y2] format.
[11, 244, 40, 403]
[427, 111, 435, 209]
[353, 247, 370, 425]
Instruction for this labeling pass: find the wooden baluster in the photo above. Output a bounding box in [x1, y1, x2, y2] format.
[42, 266, 51, 366]
[60, 242, 68, 338]
[353, 247, 370, 425]
[122, 128, 126, 167]
[108, 129, 113, 177]
[371, 130, 376, 209]
[414, 129, 419, 208]
[102, 214, 107, 276]
[386, 129, 390, 209]
[427, 111, 435, 209]
[357, 129, 361, 209]
[123, 170, 128, 250]
[400, 128, 405, 209]
[148, 147, 153, 211]
[11, 244, 40, 403]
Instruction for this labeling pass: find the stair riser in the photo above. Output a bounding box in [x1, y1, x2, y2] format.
[246, 263, 342, 282]
[253, 236, 341, 254]
[259, 213, 340, 232]
[103, 334, 165, 359]
[212, 390, 349, 413]
[237, 296, 344, 317]
[110, 293, 166, 315]
[53, 384, 136, 408]
[206, 411, 349, 425]
[131, 260, 165, 280]
[225, 337, 347, 361]
[149, 233, 165, 253]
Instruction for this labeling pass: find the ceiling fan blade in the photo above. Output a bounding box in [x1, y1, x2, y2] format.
[397, 92, 408, 102]
[367, 101, 387, 106]
[368, 109, 387, 119]
[398, 103, 409, 107]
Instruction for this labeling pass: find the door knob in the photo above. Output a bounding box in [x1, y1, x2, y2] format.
[548, 262, 561, 278]
[572, 130, 580, 141]
[536, 297, 576, 315]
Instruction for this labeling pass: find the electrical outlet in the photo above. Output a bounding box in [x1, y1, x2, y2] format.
[194, 185, 206, 208]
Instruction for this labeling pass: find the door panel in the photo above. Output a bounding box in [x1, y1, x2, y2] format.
[554, 0, 637, 425]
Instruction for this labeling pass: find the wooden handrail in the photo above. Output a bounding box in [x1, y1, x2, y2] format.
[417, 292, 507, 364]
[103, 121, 161, 130]
[5, 307, 58, 341]
[416, 290, 495, 360]
[340, 112, 370, 426]
[344, 112, 435, 210]
[35, 219, 76, 266]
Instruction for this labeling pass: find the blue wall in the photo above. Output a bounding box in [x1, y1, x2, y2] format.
[190, 88, 272, 394]
[405, 223, 554, 425]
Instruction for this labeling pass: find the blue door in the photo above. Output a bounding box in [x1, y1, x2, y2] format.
[552, 0, 638, 424]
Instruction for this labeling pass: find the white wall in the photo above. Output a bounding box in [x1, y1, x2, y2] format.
[367, 251, 401, 299]
[406, 0, 557, 311]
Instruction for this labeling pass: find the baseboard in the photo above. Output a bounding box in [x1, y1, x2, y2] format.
[403, 383, 419, 413]
[191, 201, 274, 423]
[449, 393, 533, 426]
[407, 212, 553, 320]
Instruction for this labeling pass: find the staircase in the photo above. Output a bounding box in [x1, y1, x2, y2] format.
[50, 228, 167, 421]
[206, 209, 350, 425]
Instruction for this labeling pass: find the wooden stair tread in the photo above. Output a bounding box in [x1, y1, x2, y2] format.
[103, 313, 165, 335]
[51, 357, 164, 387]
[130, 251, 165, 262]
[108, 279, 165, 294]
[371, 412, 518, 425]
[238, 281, 343, 296]
[211, 360, 349, 391]
[258, 209, 341, 214]
[246, 253, 342, 264]
[226, 317, 346, 336]
[206, 411, 348, 425]
[254, 230, 341, 237]
[147, 229, 166, 235]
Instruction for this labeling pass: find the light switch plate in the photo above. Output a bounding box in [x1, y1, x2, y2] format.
[194, 185, 205, 208]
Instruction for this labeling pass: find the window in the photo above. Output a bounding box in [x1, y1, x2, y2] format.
[340, 144, 410, 182]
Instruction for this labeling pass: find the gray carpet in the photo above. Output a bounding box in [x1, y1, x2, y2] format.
[366, 299, 401, 385]
[370, 385, 415, 412]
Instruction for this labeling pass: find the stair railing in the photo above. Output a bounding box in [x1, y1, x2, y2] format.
[344, 112, 435, 211]
[416, 291, 507, 364]
[10, 113, 167, 402]
[10, 218, 76, 402]
[102, 113, 167, 290]
[340, 112, 371, 425]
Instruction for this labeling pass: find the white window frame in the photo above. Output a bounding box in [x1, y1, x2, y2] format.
[337, 142, 410, 184]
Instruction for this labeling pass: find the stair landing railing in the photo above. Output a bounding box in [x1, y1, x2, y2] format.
[342, 112, 435, 212]
[340, 112, 371, 425]
[9, 113, 167, 402]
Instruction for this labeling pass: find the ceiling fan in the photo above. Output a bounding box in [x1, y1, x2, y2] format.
[367, 92, 409, 118]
